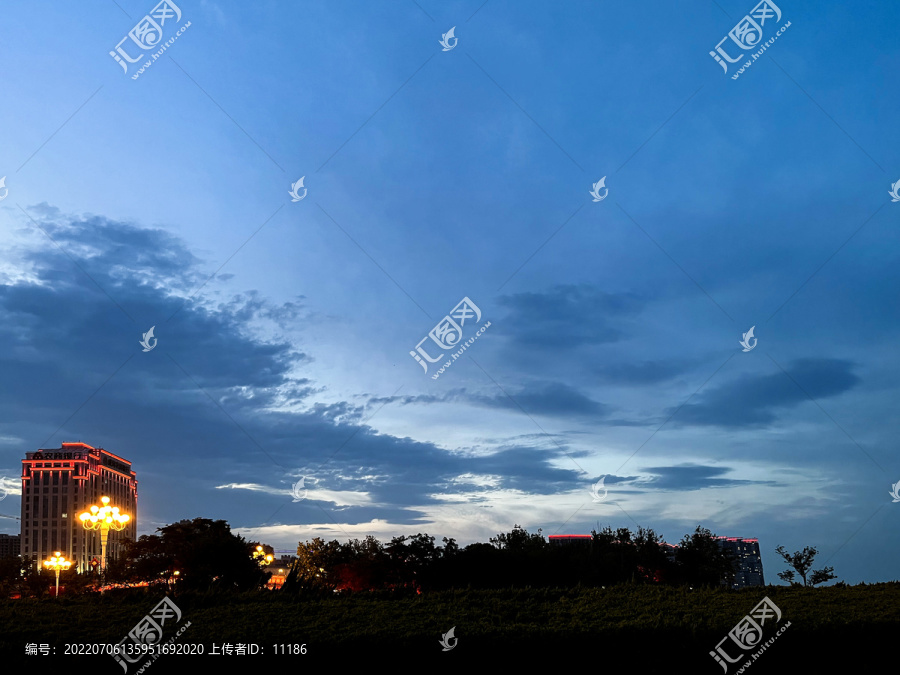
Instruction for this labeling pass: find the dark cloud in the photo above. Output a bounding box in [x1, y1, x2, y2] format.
[369, 383, 609, 420]
[670, 359, 861, 428]
[495, 284, 647, 349]
[593, 360, 693, 385]
[471, 382, 609, 418]
[640, 464, 774, 491]
[0, 211, 593, 531]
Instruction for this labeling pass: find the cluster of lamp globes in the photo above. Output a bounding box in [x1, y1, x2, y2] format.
[43, 552, 72, 572]
[253, 545, 274, 566]
[43, 551, 72, 597]
[78, 496, 130, 530]
[46, 499, 273, 589]
[39, 496, 133, 595]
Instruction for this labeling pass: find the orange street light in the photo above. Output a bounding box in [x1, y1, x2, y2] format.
[78, 496, 129, 577]
[253, 545, 274, 567]
[43, 551, 72, 597]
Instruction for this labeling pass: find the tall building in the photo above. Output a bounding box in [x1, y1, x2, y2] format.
[20, 443, 137, 573]
[0, 533, 20, 558]
[716, 536, 765, 588]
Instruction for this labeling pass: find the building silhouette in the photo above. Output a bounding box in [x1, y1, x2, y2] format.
[0, 533, 20, 558]
[20, 443, 137, 573]
[716, 536, 765, 588]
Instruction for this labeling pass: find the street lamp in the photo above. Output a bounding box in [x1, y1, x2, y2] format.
[43, 552, 72, 597]
[253, 545, 274, 567]
[78, 496, 130, 580]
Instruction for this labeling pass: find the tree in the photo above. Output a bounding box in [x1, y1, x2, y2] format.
[290, 537, 343, 590]
[489, 525, 546, 553]
[334, 536, 388, 591]
[775, 545, 836, 587]
[122, 518, 265, 591]
[21, 559, 52, 597]
[675, 526, 735, 587]
[121, 534, 172, 584]
[441, 537, 459, 556]
[633, 526, 670, 583]
[0, 555, 23, 597]
[587, 526, 634, 585]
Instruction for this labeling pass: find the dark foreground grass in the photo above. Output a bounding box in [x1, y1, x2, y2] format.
[1, 583, 897, 671]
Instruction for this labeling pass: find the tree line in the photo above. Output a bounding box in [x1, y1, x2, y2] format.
[283, 525, 739, 592]
[0, 518, 836, 596]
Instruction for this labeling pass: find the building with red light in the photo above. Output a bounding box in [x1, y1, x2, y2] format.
[716, 536, 764, 588]
[264, 556, 296, 589]
[548, 534, 593, 546]
[20, 443, 137, 573]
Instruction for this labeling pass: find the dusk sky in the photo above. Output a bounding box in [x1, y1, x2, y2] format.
[1, 0, 898, 583]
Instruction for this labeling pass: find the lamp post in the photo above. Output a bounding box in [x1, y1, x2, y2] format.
[253, 545, 274, 567]
[78, 496, 130, 581]
[43, 552, 72, 597]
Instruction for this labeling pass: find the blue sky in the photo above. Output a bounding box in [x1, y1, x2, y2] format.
[1, 0, 898, 583]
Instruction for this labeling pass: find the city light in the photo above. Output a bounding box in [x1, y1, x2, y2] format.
[253, 545, 274, 567]
[78, 496, 130, 578]
[43, 551, 72, 597]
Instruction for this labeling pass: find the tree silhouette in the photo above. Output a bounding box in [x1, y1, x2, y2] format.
[675, 526, 735, 587]
[121, 518, 264, 591]
[775, 545, 836, 587]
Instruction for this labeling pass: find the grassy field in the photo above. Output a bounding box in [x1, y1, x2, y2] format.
[1, 583, 897, 670]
